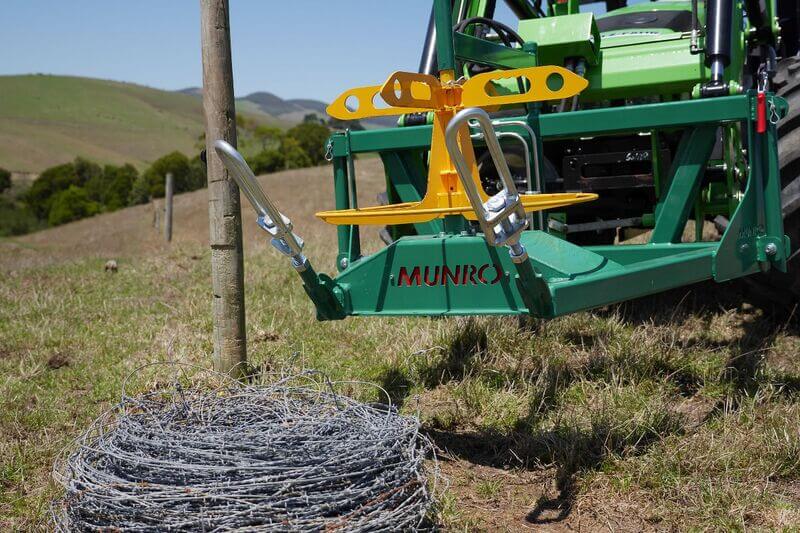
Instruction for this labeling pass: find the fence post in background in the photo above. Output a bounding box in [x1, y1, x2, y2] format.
[164, 173, 174, 242]
[153, 198, 161, 229]
[200, 0, 248, 376]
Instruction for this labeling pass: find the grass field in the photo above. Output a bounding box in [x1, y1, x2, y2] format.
[1, 159, 799, 531]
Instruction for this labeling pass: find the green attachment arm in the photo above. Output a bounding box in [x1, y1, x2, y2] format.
[650, 125, 718, 244]
[298, 264, 346, 321]
[512, 257, 552, 317]
[454, 31, 538, 70]
[332, 155, 360, 271]
[434, 0, 456, 73]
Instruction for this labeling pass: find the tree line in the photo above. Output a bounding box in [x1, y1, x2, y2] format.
[0, 120, 332, 237]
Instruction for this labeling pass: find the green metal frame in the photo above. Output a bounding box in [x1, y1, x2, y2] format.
[313, 92, 788, 320]
[293, 0, 790, 322]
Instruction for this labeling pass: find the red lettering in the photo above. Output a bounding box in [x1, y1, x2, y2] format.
[398, 264, 503, 286]
[477, 264, 490, 284]
[442, 265, 461, 285]
[423, 266, 440, 286]
[489, 264, 503, 284]
[463, 265, 477, 285]
[398, 266, 421, 286]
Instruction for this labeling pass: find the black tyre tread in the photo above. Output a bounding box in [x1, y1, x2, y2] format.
[778, 126, 800, 179]
[774, 56, 800, 96]
[777, 104, 800, 137]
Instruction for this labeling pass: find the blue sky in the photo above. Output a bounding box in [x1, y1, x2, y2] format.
[0, 1, 621, 102]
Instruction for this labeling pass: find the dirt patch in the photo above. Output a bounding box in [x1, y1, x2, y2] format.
[47, 352, 71, 369]
[0, 346, 11, 360]
[438, 458, 655, 532]
[253, 329, 281, 343]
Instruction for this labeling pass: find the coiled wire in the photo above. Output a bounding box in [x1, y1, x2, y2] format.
[52, 368, 438, 531]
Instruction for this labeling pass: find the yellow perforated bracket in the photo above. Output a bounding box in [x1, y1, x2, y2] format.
[317, 66, 596, 226]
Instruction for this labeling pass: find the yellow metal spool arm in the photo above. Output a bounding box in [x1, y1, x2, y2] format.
[318, 66, 595, 227]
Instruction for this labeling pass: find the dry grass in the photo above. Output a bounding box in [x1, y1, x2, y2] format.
[1, 159, 799, 531]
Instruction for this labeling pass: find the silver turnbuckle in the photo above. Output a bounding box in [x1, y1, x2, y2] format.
[213, 140, 308, 271]
[444, 107, 529, 263]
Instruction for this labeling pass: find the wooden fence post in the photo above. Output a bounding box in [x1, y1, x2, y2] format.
[164, 173, 174, 243]
[200, 0, 247, 376]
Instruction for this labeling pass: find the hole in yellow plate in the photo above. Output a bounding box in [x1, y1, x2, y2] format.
[372, 91, 390, 110]
[546, 73, 564, 92]
[345, 95, 359, 112]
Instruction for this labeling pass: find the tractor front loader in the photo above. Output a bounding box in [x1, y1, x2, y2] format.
[217, 0, 800, 320]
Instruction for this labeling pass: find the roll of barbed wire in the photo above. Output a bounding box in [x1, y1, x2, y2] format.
[52, 368, 439, 531]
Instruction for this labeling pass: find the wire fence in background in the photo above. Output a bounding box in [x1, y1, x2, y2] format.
[52, 368, 439, 531]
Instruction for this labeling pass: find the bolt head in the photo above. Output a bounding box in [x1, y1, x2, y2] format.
[765, 242, 778, 256]
[486, 195, 506, 213]
[339, 258, 349, 270]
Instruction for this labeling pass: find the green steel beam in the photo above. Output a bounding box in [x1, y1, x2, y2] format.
[329, 95, 753, 157]
[454, 31, 538, 70]
[715, 94, 790, 280]
[650, 125, 718, 243]
[379, 151, 443, 236]
[434, 0, 456, 73]
[328, 232, 719, 319]
[332, 157, 361, 271]
[538, 95, 751, 138]
[589, 242, 716, 265]
[548, 246, 715, 316]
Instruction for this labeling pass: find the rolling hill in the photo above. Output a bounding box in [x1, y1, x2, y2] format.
[0, 75, 391, 175]
[181, 87, 397, 129]
[0, 75, 215, 173]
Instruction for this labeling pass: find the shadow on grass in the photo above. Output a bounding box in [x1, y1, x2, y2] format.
[421, 319, 487, 388]
[428, 416, 675, 525]
[607, 280, 800, 397]
[418, 280, 799, 525]
[376, 366, 412, 410]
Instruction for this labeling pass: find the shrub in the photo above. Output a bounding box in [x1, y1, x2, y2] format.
[128, 174, 151, 206]
[73, 157, 102, 184]
[142, 151, 205, 198]
[47, 185, 101, 226]
[188, 154, 206, 191]
[24, 157, 102, 220]
[0, 197, 42, 236]
[253, 126, 283, 152]
[250, 149, 285, 175]
[25, 162, 80, 219]
[103, 164, 139, 210]
[285, 122, 330, 165]
[281, 137, 313, 169]
[0, 168, 10, 194]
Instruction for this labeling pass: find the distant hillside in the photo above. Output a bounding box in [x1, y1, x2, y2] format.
[0, 75, 394, 174]
[182, 87, 397, 129]
[0, 75, 214, 173]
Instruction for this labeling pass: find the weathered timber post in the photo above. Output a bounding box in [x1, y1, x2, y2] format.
[153, 199, 160, 229]
[164, 172, 174, 242]
[200, 0, 247, 376]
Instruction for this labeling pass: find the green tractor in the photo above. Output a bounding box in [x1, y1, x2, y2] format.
[216, 0, 800, 320]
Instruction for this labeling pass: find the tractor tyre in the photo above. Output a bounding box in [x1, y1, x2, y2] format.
[748, 56, 800, 305]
